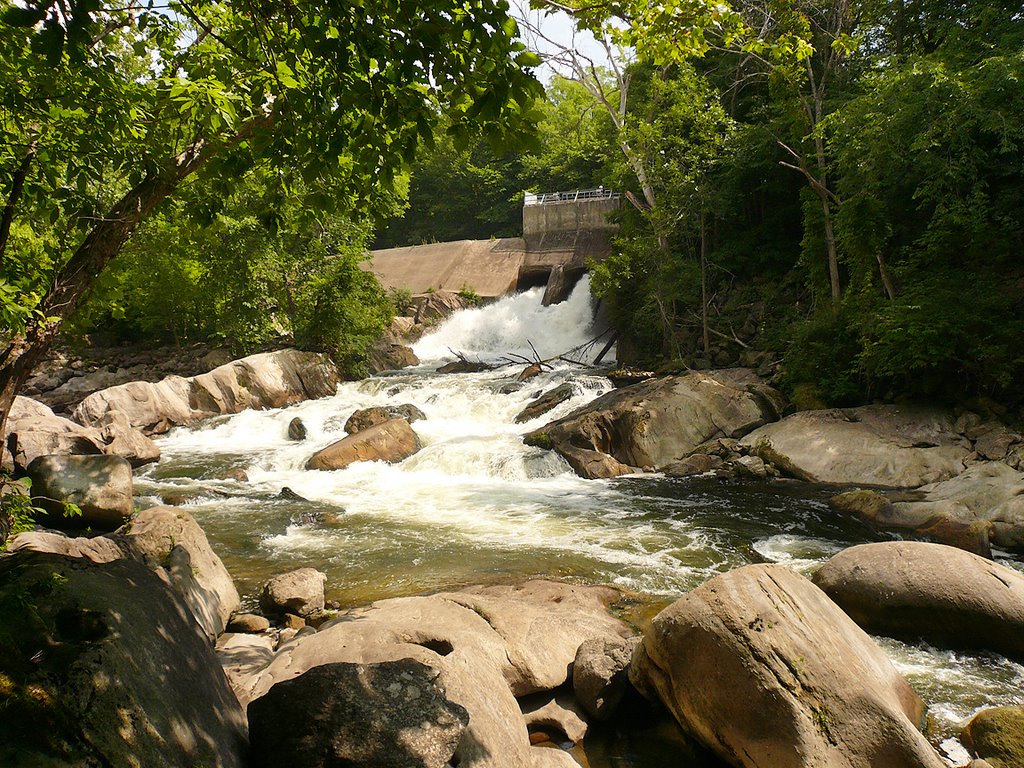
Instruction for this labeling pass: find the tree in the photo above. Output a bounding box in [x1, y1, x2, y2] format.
[0, 0, 543, 439]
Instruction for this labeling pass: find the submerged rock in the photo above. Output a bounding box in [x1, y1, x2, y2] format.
[813, 541, 1024, 659]
[287, 416, 307, 441]
[526, 370, 782, 479]
[250, 659, 468, 768]
[740, 404, 969, 487]
[630, 564, 944, 768]
[514, 383, 574, 424]
[306, 418, 420, 470]
[0, 551, 247, 768]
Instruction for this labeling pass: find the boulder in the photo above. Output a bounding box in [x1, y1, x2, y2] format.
[812, 541, 1024, 659]
[74, 349, 342, 436]
[92, 409, 162, 466]
[573, 635, 640, 721]
[115, 506, 241, 640]
[630, 564, 944, 768]
[369, 339, 420, 373]
[0, 551, 247, 768]
[526, 370, 782, 479]
[3, 395, 106, 472]
[248, 659, 468, 768]
[520, 692, 588, 744]
[515, 383, 575, 424]
[227, 613, 271, 633]
[345, 404, 426, 435]
[239, 581, 629, 768]
[740, 404, 970, 487]
[26, 454, 133, 530]
[306, 418, 420, 471]
[287, 416, 307, 441]
[437, 359, 493, 374]
[962, 706, 1024, 768]
[259, 567, 327, 619]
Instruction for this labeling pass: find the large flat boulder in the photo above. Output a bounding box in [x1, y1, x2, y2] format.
[306, 417, 420, 470]
[0, 551, 247, 767]
[630, 564, 944, 768]
[740, 404, 970, 487]
[73, 349, 342, 436]
[812, 541, 1024, 659]
[526, 370, 782, 479]
[237, 581, 629, 768]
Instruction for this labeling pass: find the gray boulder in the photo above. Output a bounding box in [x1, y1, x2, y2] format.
[248, 659, 468, 768]
[514, 383, 575, 424]
[0, 551, 247, 768]
[345, 404, 425, 435]
[812, 541, 1024, 659]
[526, 370, 782, 479]
[260, 567, 327, 619]
[740, 404, 969, 487]
[27, 453, 133, 530]
[631, 564, 944, 768]
[573, 635, 640, 721]
[3, 395, 105, 472]
[307, 418, 420, 470]
[74, 349, 342, 436]
[287, 416, 307, 441]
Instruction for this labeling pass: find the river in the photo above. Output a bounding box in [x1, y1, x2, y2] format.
[135, 277, 1023, 766]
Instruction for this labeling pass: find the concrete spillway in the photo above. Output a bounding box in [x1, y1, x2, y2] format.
[364, 191, 620, 303]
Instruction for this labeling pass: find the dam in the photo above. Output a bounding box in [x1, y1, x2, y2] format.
[363, 188, 620, 304]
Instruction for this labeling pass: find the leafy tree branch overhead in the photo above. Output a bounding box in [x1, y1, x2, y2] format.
[0, 0, 544, 435]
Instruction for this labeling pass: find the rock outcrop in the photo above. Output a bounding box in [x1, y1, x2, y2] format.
[73, 348, 342, 436]
[248, 659, 468, 768]
[236, 581, 629, 768]
[3, 395, 159, 471]
[26, 454, 133, 530]
[526, 370, 783, 479]
[306, 417, 420, 471]
[740, 404, 970, 487]
[812, 541, 1024, 659]
[630, 564, 944, 768]
[0, 551, 247, 768]
[9, 506, 240, 641]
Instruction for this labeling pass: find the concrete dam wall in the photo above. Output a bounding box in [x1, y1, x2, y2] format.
[364, 190, 620, 303]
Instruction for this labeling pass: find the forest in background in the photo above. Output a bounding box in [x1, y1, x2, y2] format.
[2, 0, 1023, 419]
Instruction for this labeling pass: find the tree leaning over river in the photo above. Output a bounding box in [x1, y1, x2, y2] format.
[0, 0, 544, 439]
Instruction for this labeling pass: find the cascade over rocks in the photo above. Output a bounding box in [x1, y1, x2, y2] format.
[526, 370, 783, 479]
[812, 541, 1024, 659]
[0, 551, 247, 768]
[306, 417, 421, 470]
[630, 564, 945, 768]
[234, 580, 629, 768]
[27, 454, 133, 530]
[739, 404, 970, 487]
[248, 659, 469, 768]
[73, 348, 342, 436]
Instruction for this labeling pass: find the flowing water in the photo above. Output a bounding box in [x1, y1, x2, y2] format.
[136, 277, 1023, 766]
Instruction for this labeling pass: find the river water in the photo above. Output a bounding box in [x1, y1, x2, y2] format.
[136, 278, 1023, 766]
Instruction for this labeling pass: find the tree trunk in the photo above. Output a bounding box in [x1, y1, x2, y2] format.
[876, 251, 897, 299]
[0, 139, 38, 261]
[820, 194, 841, 304]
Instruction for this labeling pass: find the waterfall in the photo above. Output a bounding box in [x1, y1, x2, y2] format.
[412, 275, 609, 365]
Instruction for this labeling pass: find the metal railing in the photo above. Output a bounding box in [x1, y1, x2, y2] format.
[523, 188, 621, 206]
